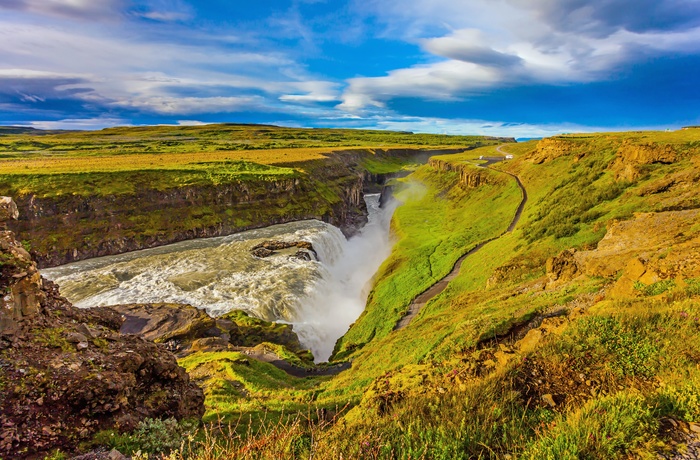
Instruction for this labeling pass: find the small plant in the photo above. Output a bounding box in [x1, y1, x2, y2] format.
[93, 418, 199, 456]
[572, 316, 659, 377]
[43, 450, 67, 460]
[656, 374, 700, 422]
[633, 279, 676, 296]
[34, 328, 74, 353]
[685, 278, 700, 296]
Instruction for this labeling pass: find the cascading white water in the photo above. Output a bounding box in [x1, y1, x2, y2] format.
[293, 194, 397, 361]
[42, 194, 396, 362]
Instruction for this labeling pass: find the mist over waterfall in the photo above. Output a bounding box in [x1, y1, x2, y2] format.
[293, 194, 398, 361]
[43, 194, 397, 362]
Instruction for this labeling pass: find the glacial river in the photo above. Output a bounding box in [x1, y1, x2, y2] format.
[43, 194, 396, 362]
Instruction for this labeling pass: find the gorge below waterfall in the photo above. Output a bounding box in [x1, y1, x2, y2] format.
[43, 194, 397, 362]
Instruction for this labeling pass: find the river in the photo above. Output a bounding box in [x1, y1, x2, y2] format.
[43, 194, 396, 362]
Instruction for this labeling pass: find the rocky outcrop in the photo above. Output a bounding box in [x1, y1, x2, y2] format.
[0, 198, 204, 459]
[110, 303, 217, 345]
[546, 209, 700, 298]
[110, 304, 311, 361]
[546, 249, 581, 285]
[250, 240, 317, 259]
[428, 158, 502, 188]
[0, 197, 44, 333]
[0, 196, 18, 222]
[610, 140, 679, 181]
[529, 138, 581, 164]
[617, 140, 677, 165]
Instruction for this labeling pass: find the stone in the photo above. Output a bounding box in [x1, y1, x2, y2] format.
[190, 337, 229, 352]
[250, 240, 317, 259]
[541, 394, 556, 408]
[0, 197, 19, 223]
[65, 332, 89, 344]
[110, 303, 215, 344]
[546, 249, 580, 284]
[108, 449, 128, 460]
[517, 329, 543, 354]
[690, 423, 700, 434]
[251, 247, 274, 258]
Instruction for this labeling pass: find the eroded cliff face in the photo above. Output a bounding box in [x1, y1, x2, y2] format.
[8, 148, 474, 268]
[8, 161, 366, 268]
[545, 208, 700, 295]
[428, 158, 504, 188]
[528, 138, 583, 164]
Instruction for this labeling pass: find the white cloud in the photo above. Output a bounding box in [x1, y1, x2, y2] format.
[340, 0, 700, 111]
[0, 13, 340, 116]
[113, 95, 264, 114]
[360, 115, 680, 139]
[26, 116, 129, 130]
[0, 0, 124, 20]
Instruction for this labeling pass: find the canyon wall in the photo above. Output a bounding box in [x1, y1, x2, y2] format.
[8, 148, 467, 268]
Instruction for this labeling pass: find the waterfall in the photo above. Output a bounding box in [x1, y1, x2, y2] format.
[292, 194, 397, 361]
[42, 194, 396, 362]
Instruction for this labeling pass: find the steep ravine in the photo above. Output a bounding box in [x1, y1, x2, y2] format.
[9, 148, 470, 268]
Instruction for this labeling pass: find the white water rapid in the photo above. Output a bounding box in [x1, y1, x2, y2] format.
[43, 194, 396, 362]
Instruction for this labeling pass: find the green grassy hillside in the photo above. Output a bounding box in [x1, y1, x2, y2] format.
[42, 128, 700, 458]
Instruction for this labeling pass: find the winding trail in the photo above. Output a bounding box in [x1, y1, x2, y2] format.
[394, 145, 528, 331]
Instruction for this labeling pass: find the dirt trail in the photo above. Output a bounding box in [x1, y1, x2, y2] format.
[394, 145, 527, 331]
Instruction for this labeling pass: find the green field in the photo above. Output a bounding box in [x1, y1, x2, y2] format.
[0, 124, 504, 198]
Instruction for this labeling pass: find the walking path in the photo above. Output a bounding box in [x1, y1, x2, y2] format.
[394, 145, 527, 331]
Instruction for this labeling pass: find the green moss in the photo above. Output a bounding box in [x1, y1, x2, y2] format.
[178, 351, 321, 426]
[634, 279, 676, 296]
[33, 328, 74, 353]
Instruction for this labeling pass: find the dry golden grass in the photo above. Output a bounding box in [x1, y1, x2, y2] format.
[0, 147, 339, 175]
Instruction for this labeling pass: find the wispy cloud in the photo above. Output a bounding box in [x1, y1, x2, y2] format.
[1, 0, 699, 133]
[341, 0, 700, 111]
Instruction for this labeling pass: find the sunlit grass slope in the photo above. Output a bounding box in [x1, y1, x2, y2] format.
[333, 147, 522, 361]
[57, 128, 700, 458]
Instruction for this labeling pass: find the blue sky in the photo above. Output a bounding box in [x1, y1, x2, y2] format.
[1, 0, 699, 137]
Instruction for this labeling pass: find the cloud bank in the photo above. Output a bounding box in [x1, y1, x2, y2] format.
[0, 0, 699, 134]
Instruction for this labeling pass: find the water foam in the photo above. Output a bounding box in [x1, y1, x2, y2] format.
[43, 194, 396, 362]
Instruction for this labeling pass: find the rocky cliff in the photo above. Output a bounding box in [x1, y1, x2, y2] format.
[428, 158, 504, 188]
[0, 198, 204, 459]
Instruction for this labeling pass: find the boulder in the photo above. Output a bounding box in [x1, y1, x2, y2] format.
[251, 247, 274, 258]
[0, 196, 19, 224]
[109, 303, 216, 345]
[250, 240, 317, 259]
[546, 249, 580, 285]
